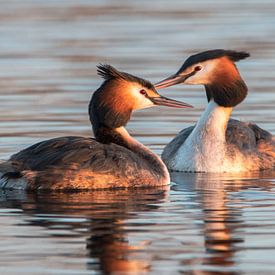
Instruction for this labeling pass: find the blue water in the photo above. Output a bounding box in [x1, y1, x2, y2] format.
[0, 1, 275, 274]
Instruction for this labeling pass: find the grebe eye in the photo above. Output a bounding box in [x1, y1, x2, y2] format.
[194, 65, 202, 71]
[139, 89, 147, 96]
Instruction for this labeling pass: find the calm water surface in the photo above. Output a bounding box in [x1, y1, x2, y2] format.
[0, 0, 275, 274]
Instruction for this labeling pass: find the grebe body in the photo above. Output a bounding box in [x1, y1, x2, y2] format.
[156, 50, 275, 172]
[0, 65, 191, 190]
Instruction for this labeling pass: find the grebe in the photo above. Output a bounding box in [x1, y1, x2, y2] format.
[0, 65, 192, 190]
[155, 49, 275, 172]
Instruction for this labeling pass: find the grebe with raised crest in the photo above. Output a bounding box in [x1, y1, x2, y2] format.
[0, 64, 192, 190]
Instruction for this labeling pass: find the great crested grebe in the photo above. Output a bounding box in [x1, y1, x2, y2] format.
[155, 49, 275, 172]
[0, 65, 192, 190]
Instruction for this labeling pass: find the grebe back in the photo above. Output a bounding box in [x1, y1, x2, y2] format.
[0, 64, 192, 190]
[155, 49, 275, 172]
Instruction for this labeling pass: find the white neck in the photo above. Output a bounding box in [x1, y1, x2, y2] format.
[116, 127, 170, 184]
[194, 100, 232, 140]
[172, 100, 233, 172]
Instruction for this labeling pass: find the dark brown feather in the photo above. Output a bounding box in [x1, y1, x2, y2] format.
[97, 64, 154, 90]
[0, 136, 165, 190]
[178, 49, 250, 73]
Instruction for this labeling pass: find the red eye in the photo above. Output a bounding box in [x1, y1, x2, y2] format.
[139, 89, 147, 96]
[194, 65, 202, 71]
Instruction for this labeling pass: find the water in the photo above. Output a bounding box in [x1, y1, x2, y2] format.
[0, 0, 275, 274]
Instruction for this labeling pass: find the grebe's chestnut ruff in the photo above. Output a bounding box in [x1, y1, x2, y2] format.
[155, 50, 275, 172]
[0, 65, 192, 190]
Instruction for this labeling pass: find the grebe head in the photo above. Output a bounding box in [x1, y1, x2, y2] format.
[90, 64, 192, 131]
[155, 49, 250, 107]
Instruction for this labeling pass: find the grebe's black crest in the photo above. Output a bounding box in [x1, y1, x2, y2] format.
[178, 49, 250, 72]
[97, 64, 154, 90]
[91, 64, 156, 138]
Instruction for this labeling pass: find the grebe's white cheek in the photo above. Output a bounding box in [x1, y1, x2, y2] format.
[198, 60, 219, 84]
[132, 90, 154, 110]
[184, 62, 217, 85]
[138, 97, 154, 109]
[184, 75, 199, 85]
[184, 71, 207, 85]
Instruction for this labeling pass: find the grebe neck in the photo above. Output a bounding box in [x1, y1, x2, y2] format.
[170, 100, 232, 172]
[94, 126, 170, 183]
[195, 100, 232, 140]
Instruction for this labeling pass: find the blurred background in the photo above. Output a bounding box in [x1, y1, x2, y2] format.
[0, 1, 275, 274]
[0, 0, 275, 159]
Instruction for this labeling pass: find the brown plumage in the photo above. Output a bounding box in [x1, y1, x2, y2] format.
[156, 49, 275, 172]
[2, 137, 163, 190]
[0, 64, 191, 190]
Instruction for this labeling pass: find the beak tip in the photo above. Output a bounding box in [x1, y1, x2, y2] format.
[150, 96, 193, 109]
[178, 104, 194, 109]
[154, 74, 182, 90]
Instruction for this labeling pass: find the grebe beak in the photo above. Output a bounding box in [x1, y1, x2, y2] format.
[149, 95, 193, 108]
[154, 71, 195, 89]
